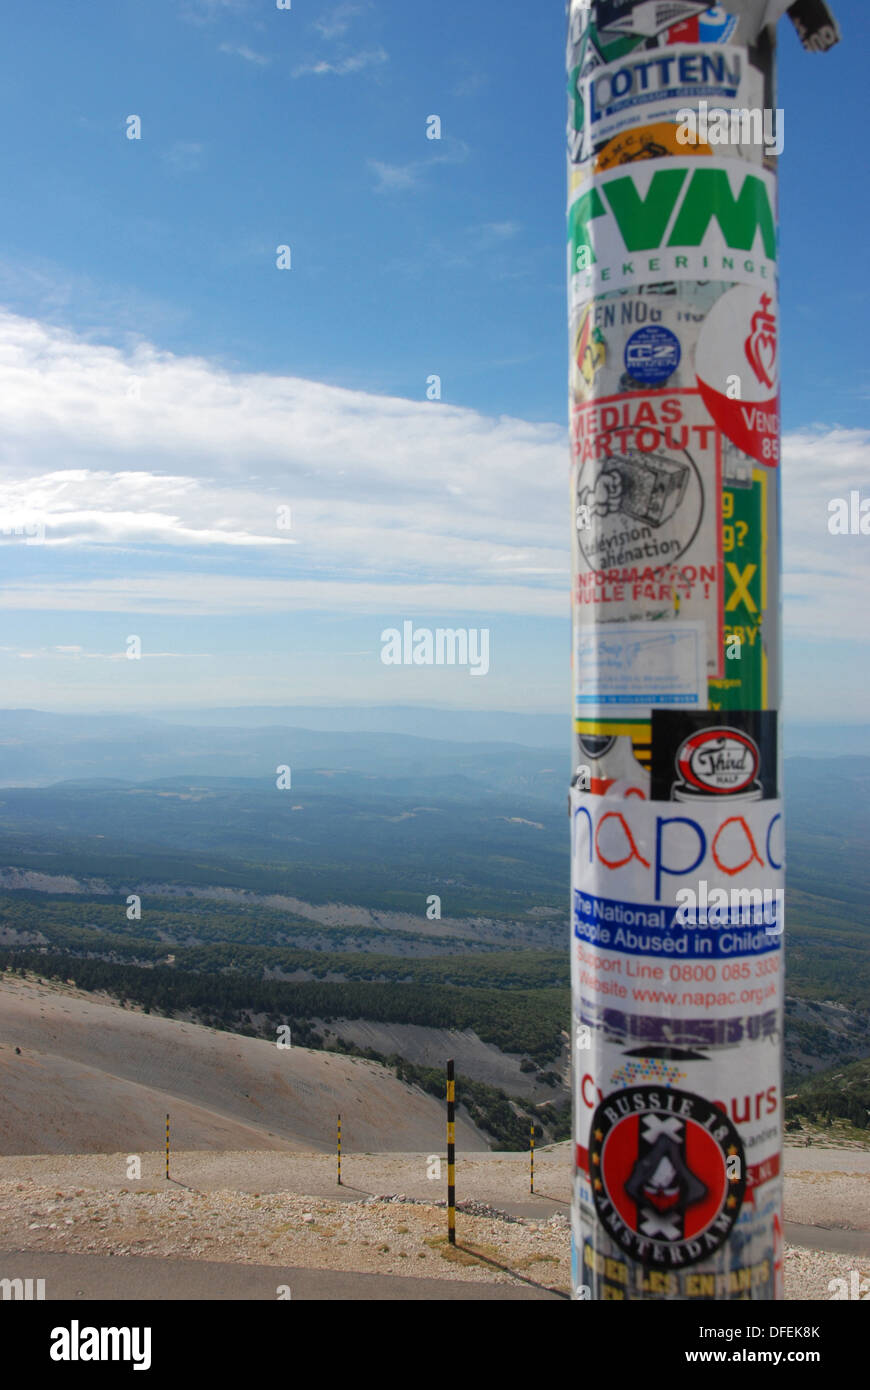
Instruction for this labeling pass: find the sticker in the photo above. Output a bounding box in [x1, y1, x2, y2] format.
[568, 42, 764, 166]
[575, 731, 651, 797]
[708, 472, 772, 710]
[575, 621, 706, 712]
[572, 390, 723, 679]
[695, 284, 779, 466]
[570, 788, 784, 907]
[594, 119, 712, 172]
[593, 2, 711, 41]
[624, 324, 681, 386]
[787, 0, 841, 53]
[576, 717, 653, 770]
[580, 1237, 776, 1299]
[588, 1085, 746, 1268]
[650, 710, 778, 800]
[572, 301, 608, 400]
[666, 4, 740, 45]
[574, 282, 721, 397]
[568, 158, 777, 302]
[674, 727, 761, 799]
[568, 8, 648, 87]
[573, 1037, 782, 1252]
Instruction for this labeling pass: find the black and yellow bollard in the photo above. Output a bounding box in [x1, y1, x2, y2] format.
[446, 1058, 455, 1245]
[165, 1112, 170, 1181]
[530, 1122, 535, 1195]
[337, 1113, 342, 1186]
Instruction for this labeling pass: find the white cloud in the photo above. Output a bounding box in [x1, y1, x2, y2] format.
[181, 0, 248, 22]
[780, 426, 870, 641]
[368, 140, 470, 193]
[0, 310, 866, 645]
[0, 310, 565, 614]
[219, 42, 270, 65]
[0, 576, 566, 618]
[9, 645, 205, 661]
[368, 159, 419, 191]
[313, 3, 367, 39]
[292, 47, 387, 78]
[162, 141, 205, 173]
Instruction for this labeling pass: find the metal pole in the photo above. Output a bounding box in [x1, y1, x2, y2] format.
[566, 0, 839, 1303]
[337, 1113, 341, 1186]
[165, 1112, 169, 1181]
[530, 1122, 535, 1195]
[446, 1059, 455, 1245]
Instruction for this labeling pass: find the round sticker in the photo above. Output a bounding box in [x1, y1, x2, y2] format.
[575, 447, 703, 573]
[675, 727, 761, 796]
[699, 5, 739, 44]
[624, 325, 681, 386]
[589, 1085, 746, 1268]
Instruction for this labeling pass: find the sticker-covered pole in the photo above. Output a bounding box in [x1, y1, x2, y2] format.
[566, 0, 839, 1302]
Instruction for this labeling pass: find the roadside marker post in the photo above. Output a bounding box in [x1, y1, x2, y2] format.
[446, 1059, 455, 1245]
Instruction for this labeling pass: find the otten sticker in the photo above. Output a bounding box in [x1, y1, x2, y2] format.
[589, 1085, 746, 1268]
[674, 727, 761, 799]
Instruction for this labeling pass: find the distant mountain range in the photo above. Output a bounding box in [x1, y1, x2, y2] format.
[0, 706, 866, 788]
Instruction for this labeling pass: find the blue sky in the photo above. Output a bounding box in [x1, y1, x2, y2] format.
[0, 0, 866, 720]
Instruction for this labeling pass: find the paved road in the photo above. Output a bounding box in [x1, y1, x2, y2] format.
[0, 1250, 566, 1300]
[784, 1221, 870, 1256]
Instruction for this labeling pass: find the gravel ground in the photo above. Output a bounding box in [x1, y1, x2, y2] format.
[0, 1181, 570, 1289]
[1, 1145, 867, 1300]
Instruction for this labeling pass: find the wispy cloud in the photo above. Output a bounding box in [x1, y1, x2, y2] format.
[368, 160, 419, 191]
[180, 0, 249, 23]
[313, 3, 367, 40]
[453, 70, 489, 98]
[162, 141, 205, 174]
[219, 42, 270, 65]
[11, 645, 204, 661]
[480, 221, 520, 241]
[368, 139, 470, 193]
[292, 47, 387, 78]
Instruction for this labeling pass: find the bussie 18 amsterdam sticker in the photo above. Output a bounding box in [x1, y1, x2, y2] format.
[589, 1085, 746, 1268]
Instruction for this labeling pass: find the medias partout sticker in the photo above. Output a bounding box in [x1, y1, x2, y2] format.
[572, 390, 723, 681]
[695, 284, 779, 466]
[588, 1084, 747, 1268]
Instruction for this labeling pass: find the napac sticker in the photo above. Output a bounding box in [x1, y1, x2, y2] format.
[589, 1085, 746, 1267]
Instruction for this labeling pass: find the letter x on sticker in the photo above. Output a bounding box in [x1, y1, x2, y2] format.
[642, 1115, 682, 1143]
[724, 562, 757, 614]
